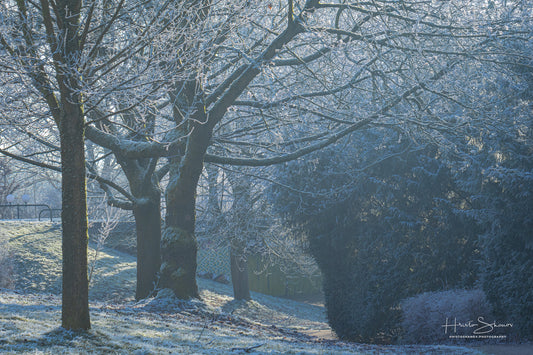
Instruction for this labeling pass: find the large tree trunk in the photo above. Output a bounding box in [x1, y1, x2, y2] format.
[159, 120, 212, 298]
[115, 154, 163, 300]
[56, 0, 90, 329]
[114, 167, 163, 301]
[160, 162, 200, 299]
[230, 242, 251, 300]
[60, 101, 90, 330]
[133, 195, 161, 300]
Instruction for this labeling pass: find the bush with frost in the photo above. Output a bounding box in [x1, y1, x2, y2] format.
[400, 289, 493, 343]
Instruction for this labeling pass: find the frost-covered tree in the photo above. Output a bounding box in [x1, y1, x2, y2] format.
[0, 157, 37, 209]
[152, 0, 518, 299]
[0, 0, 190, 326]
[198, 165, 269, 300]
[2, 0, 529, 308]
[0, 0, 93, 329]
[197, 163, 321, 301]
[0, 0, 189, 302]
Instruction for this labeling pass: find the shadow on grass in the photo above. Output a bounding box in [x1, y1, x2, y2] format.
[7, 224, 60, 243]
[7, 327, 115, 351]
[0, 302, 60, 314]
[219, 295, 327, 325]
[220, 298, 249, 315]
[0, 300, 120, 352]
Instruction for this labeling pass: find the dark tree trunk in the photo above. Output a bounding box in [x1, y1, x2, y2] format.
[60, 100, 90, 330]
[230, 243, 251, 300]
[56, 0, 90, 330]
[115, 155, 163, 300]
[133, 196, 161, 300]
[160, 115, 212, 299]
[160, 161, 201, 299]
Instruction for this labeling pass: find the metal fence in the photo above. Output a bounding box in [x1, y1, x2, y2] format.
[0, 204, 61, 221]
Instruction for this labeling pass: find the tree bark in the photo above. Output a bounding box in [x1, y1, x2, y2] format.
[60, 97, 90, 330]
[160, 159, 201, 298]
[159, 121, 212, 299]
[115, 154, 163, 300]
[49, 0, 91, 330]
[133, 196, 161, 300]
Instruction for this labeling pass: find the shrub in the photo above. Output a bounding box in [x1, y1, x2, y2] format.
[271, 139, 480, 343]
[400, 289, 492, 343]
[308, 203, 479, 343]
[0, 240, 14, 289]
[482, 235, 533, 340]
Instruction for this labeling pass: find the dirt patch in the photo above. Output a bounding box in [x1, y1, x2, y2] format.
[302, 328, 338, 339]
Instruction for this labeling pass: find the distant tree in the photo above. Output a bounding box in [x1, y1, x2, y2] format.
[197, 163, 321, 301]
[0, 157, 37, 209]
[199, 165, 253, 300]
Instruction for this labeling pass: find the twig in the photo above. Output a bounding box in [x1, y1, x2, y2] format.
[196, 313, 214, 342]
[230, 343, 265, 353]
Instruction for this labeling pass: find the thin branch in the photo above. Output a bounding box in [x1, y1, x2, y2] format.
[205, 59, 459, 166]
[0, 148, 134, 204]
[205, 117, 372, 166]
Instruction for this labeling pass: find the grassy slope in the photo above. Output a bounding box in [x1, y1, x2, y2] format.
[0, 221, 484, 354]
[0, 221, 136, 301]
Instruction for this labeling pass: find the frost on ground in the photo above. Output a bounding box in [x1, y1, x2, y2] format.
[0, 221, 484, 354]
[0, 291, 485, 354]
